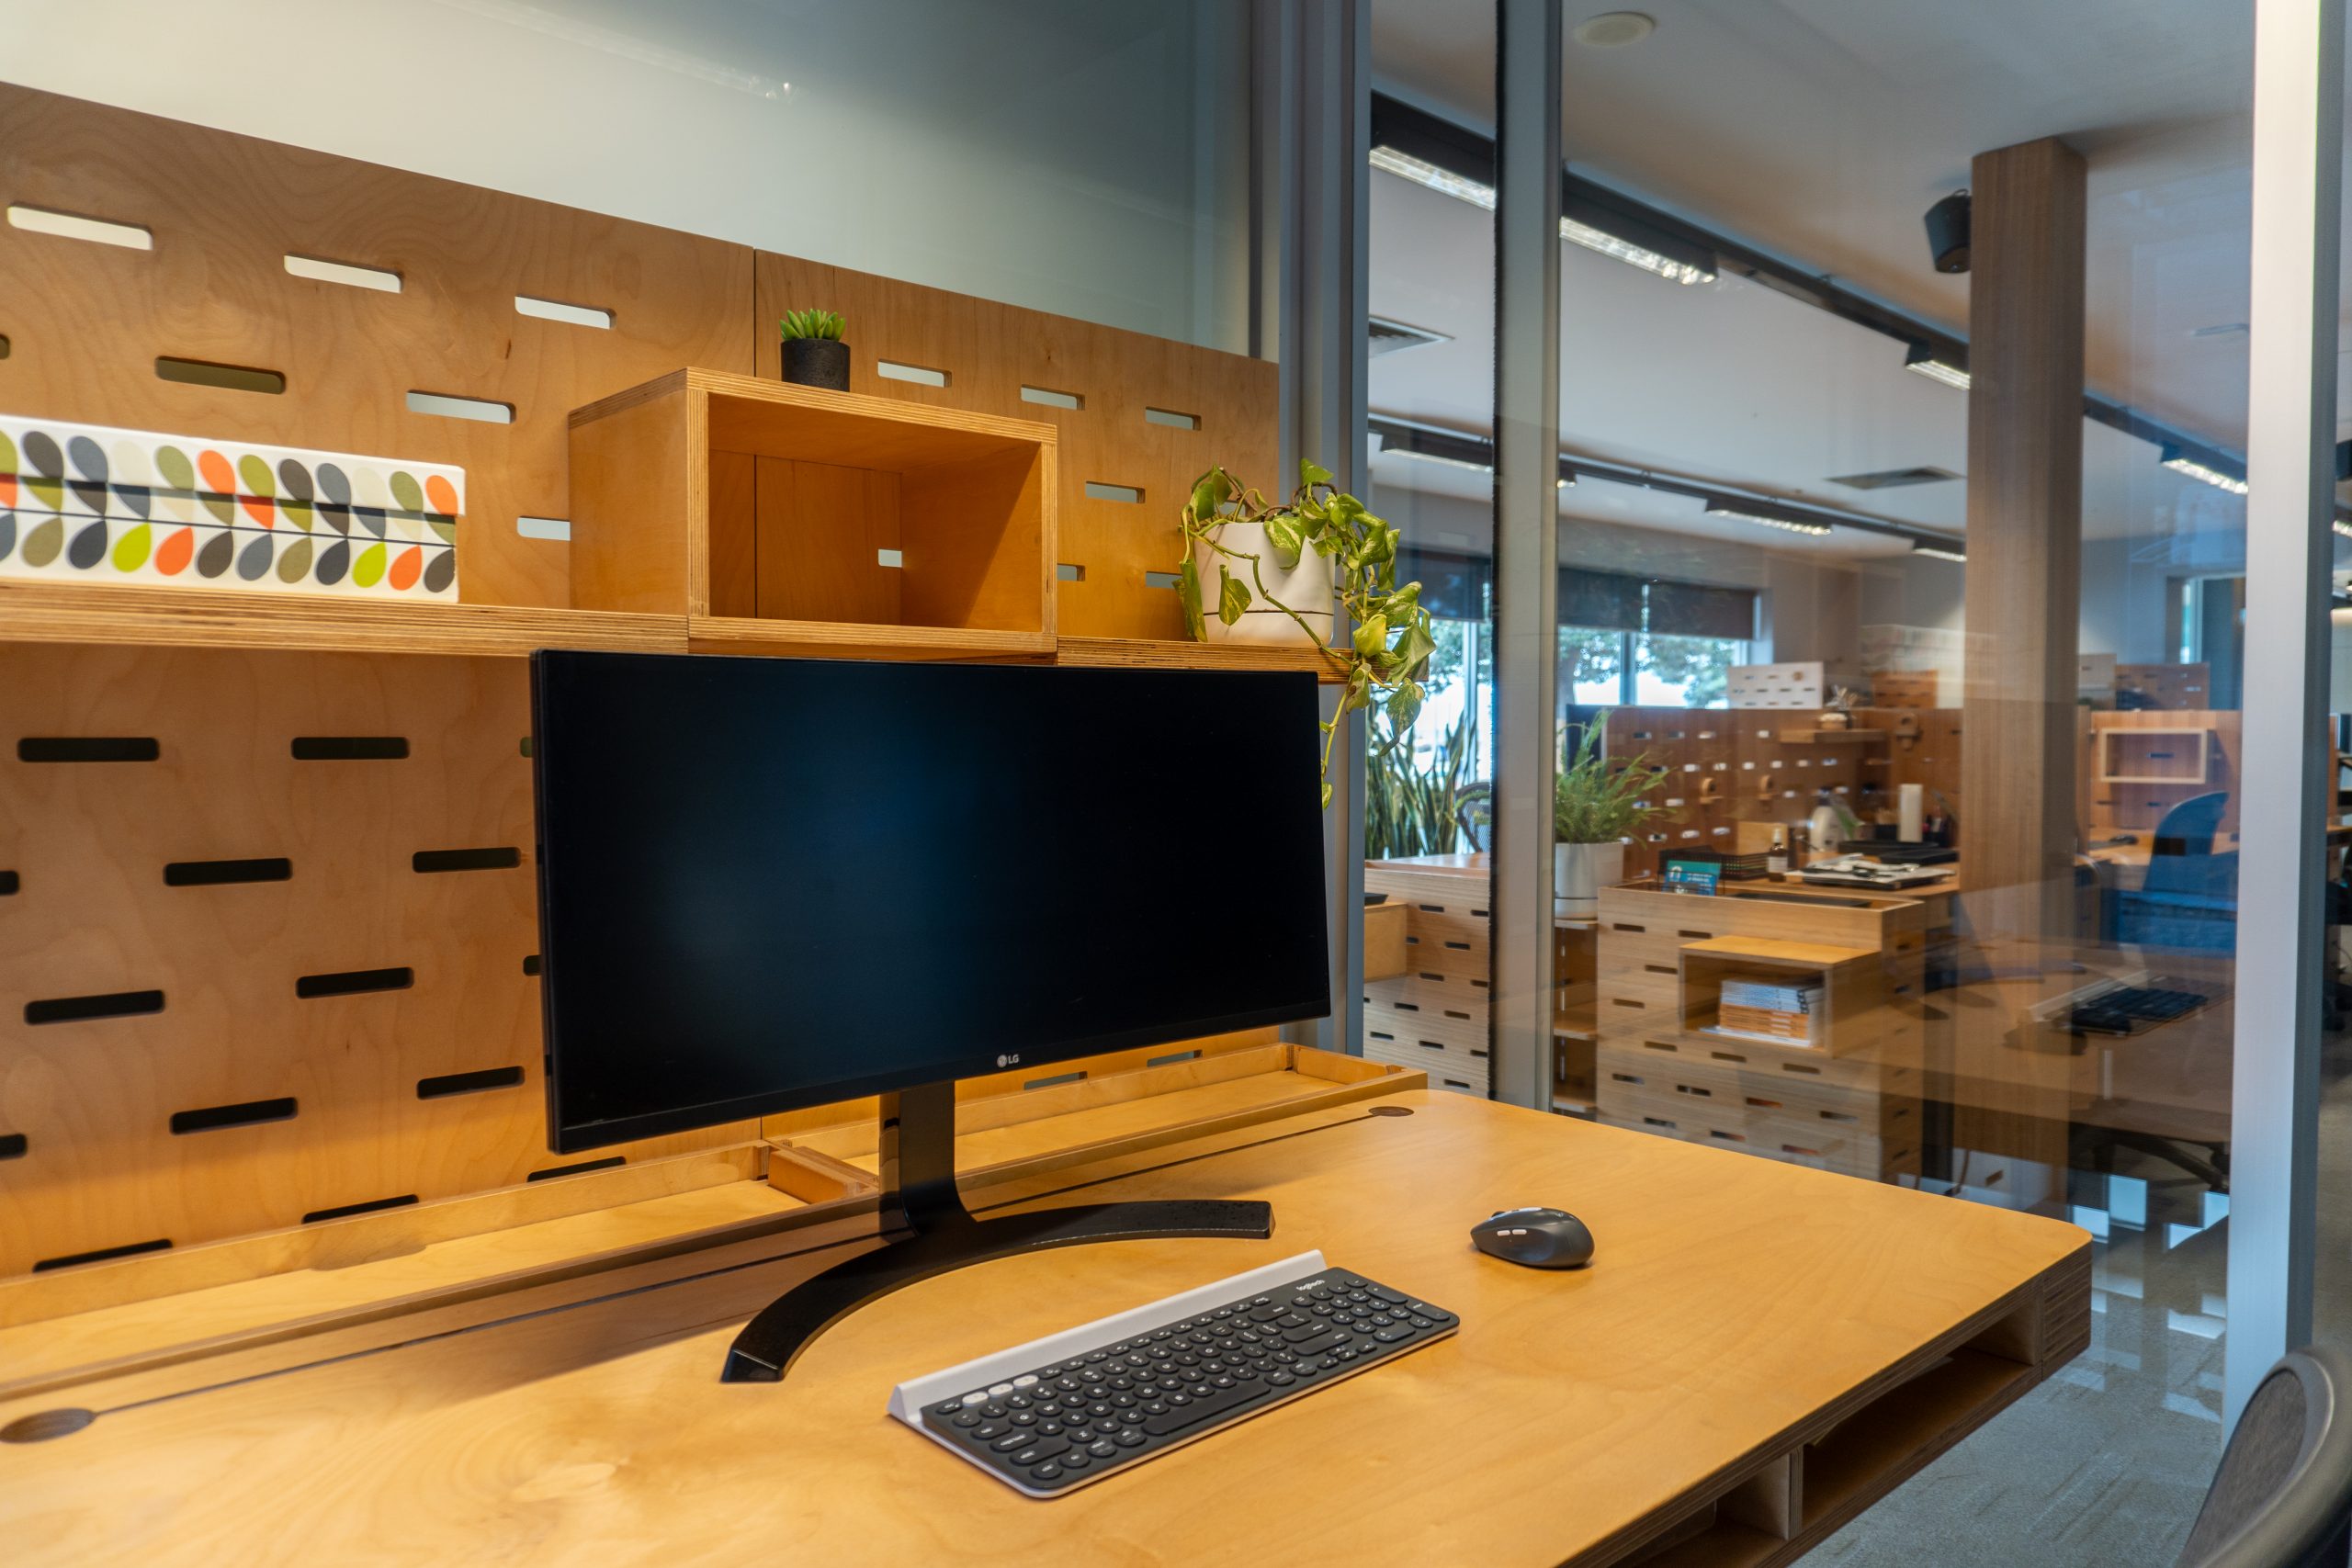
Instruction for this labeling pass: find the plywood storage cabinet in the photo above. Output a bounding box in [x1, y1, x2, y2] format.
[568, 369, 1057, 662]
[1593, 883, 1929, 1181]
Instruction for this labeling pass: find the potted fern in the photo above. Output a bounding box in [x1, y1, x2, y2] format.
[779, 309, 849, 390]
[1554, 717, 1671, 917]
[1177, 461, 1434, 808]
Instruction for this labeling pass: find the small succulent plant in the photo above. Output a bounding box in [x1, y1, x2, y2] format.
[778, 309, 846, 342]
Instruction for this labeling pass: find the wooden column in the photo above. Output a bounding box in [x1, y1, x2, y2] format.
[1959, 137, 2086, 941]
[1949, 138, 2086, 1177]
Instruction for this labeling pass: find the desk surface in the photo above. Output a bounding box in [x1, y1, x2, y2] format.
[4, 1092, 2087, 1568]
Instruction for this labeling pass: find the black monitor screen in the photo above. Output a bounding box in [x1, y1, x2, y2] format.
[531, 651, 1331, 1151]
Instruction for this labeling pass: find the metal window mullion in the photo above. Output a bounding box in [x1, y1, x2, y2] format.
[1489, 0, 1565, 1109]
[2226, 0, 2343, 1427]
[1257, 0, 1370, 1056]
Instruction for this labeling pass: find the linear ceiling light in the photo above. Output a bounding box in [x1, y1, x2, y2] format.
[1911, 541, 1968, 563]
[1704, 501, 1833, 537]
[2332, 519, 2352, 540]
[1559, 214, 1713, 286]
[1370, 146, 1714, 286]
[1390, 446, 1492, 476]
[1369, 145, 1497, 209]
[2161, 444, 2248, 496]
[1903, 341, 1970, 391]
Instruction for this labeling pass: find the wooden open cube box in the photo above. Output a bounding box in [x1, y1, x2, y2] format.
[568, 368, 1057, 660]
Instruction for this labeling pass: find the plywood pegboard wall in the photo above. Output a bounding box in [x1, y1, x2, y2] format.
[1606, 707, 1965, 879]
[0, 83, 1274, 640]
[0, 84, 1285, 1284]
[0, 644, 753, 1278]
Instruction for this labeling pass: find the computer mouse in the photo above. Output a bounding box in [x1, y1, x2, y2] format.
[1471, 1207, 1595, 1269]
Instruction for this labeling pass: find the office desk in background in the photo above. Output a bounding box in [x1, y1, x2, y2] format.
[1, 1091, 2088, 1568]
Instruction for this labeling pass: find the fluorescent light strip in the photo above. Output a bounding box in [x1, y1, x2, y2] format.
[1392, 446, 1492, 476]
[1708, 506, 1833, 537]
[2332, 520, 2352, 540]
[1912, 543, 1968, 562]
[1559, 214, 1713, 286]
[1905, 357, 1970, 391]
[1368, 146, 1496, 210]
[2163, 455, 2248, 496]
[1370, 146, 1713, 286]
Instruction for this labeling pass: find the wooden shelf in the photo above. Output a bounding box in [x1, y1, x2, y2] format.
[1054, 634, 1344, 682]
[0, 578, 684, 658]
[2095, 724, 2214, 785]
[687, 616, 1053, 662]
[571, 367, 1057, 656]
[1777, 728, 1887, 743]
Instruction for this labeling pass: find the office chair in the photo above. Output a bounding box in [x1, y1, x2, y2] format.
[2175, 1344, 2352, 1568]
[2113, 791, 2237, 952]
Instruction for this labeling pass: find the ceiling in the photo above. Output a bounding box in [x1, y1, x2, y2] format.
[1364, 0, 2321, 569]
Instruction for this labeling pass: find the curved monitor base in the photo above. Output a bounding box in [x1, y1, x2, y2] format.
[719, 1195, 1275, 1382]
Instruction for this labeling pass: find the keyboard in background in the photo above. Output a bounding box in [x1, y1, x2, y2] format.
[2064, 985, 2208, 1037]
[890, 1252, 1457, 1496]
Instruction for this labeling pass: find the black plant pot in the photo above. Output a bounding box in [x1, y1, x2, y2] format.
[782, 338, 850, 391]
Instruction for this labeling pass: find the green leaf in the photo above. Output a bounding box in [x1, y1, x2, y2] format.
[1216, 565, 1250, 626]
[1394, 619, 1436, 671]
[1190, 473, 1222, 524]
[1385, 679, 1424, 738]
[1178, 557, 1206, 641]
[1321, 781, 1334, 810]
[1263, 515, 1305, 570]
[1300, 458, 1333, 488]
[1351, 613, 1388, 655]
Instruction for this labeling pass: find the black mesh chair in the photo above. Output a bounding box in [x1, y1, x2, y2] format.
[2177, 1346, 2352, 1568]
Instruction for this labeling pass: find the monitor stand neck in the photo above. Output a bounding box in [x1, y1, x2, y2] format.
[719, 1079, 1273, 1382]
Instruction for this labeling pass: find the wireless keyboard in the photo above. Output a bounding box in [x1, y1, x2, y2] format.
[888, 1250, 1457, 1496]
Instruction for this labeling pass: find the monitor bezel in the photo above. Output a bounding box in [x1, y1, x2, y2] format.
[529, 651, 1332, 1155]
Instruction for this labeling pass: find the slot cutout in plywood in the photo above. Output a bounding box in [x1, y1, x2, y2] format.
[0, 642, 753, 1280]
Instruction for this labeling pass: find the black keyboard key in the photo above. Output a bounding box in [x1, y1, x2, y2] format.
[1287, 1331, 1343, 1357]
[990, 1430, 1034, 1452]
[1374, 1325, 1412, 1342]
[1012, 1437, 1070, 1466]
[973, 1421, 1011, 1441]
[1033, 1463, 1062, 1481]
[1142, 1380, 1260, 1437]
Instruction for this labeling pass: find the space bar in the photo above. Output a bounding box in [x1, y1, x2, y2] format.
[1141, 1381, 1263, 1437]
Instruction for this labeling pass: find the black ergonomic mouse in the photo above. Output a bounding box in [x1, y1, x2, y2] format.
[1471, 1206, 1595, 1269]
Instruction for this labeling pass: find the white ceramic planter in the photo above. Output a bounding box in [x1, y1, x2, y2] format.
[1554, 840, 1624, 919]
[1191, 520, 1334, 646]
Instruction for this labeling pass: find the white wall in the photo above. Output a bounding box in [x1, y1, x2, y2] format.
[0, 0, 1253, 349]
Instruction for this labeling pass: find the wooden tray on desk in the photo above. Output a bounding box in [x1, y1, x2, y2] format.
[0, 1043, 1415, 1404]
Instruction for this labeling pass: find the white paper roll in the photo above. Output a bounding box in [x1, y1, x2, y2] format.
[1899, 783, 1925, 842]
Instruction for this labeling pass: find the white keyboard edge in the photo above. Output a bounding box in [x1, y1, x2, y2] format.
[885, 1249, 1329, 1424]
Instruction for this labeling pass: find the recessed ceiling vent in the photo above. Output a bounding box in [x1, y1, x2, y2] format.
[1367, 316, 1452, 356]
[1826, 466, 1962, 491]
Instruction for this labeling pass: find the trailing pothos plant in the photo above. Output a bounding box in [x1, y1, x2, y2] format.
[1177, 460, 1435, 807]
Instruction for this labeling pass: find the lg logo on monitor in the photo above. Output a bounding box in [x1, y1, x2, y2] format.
[996, 1053, 1021, 1068]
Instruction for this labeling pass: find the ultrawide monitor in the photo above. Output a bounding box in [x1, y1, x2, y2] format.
[531, 651, 1331, 1152]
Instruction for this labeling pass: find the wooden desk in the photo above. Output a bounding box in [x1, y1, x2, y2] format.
[3, 1092, 2088, 1567]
